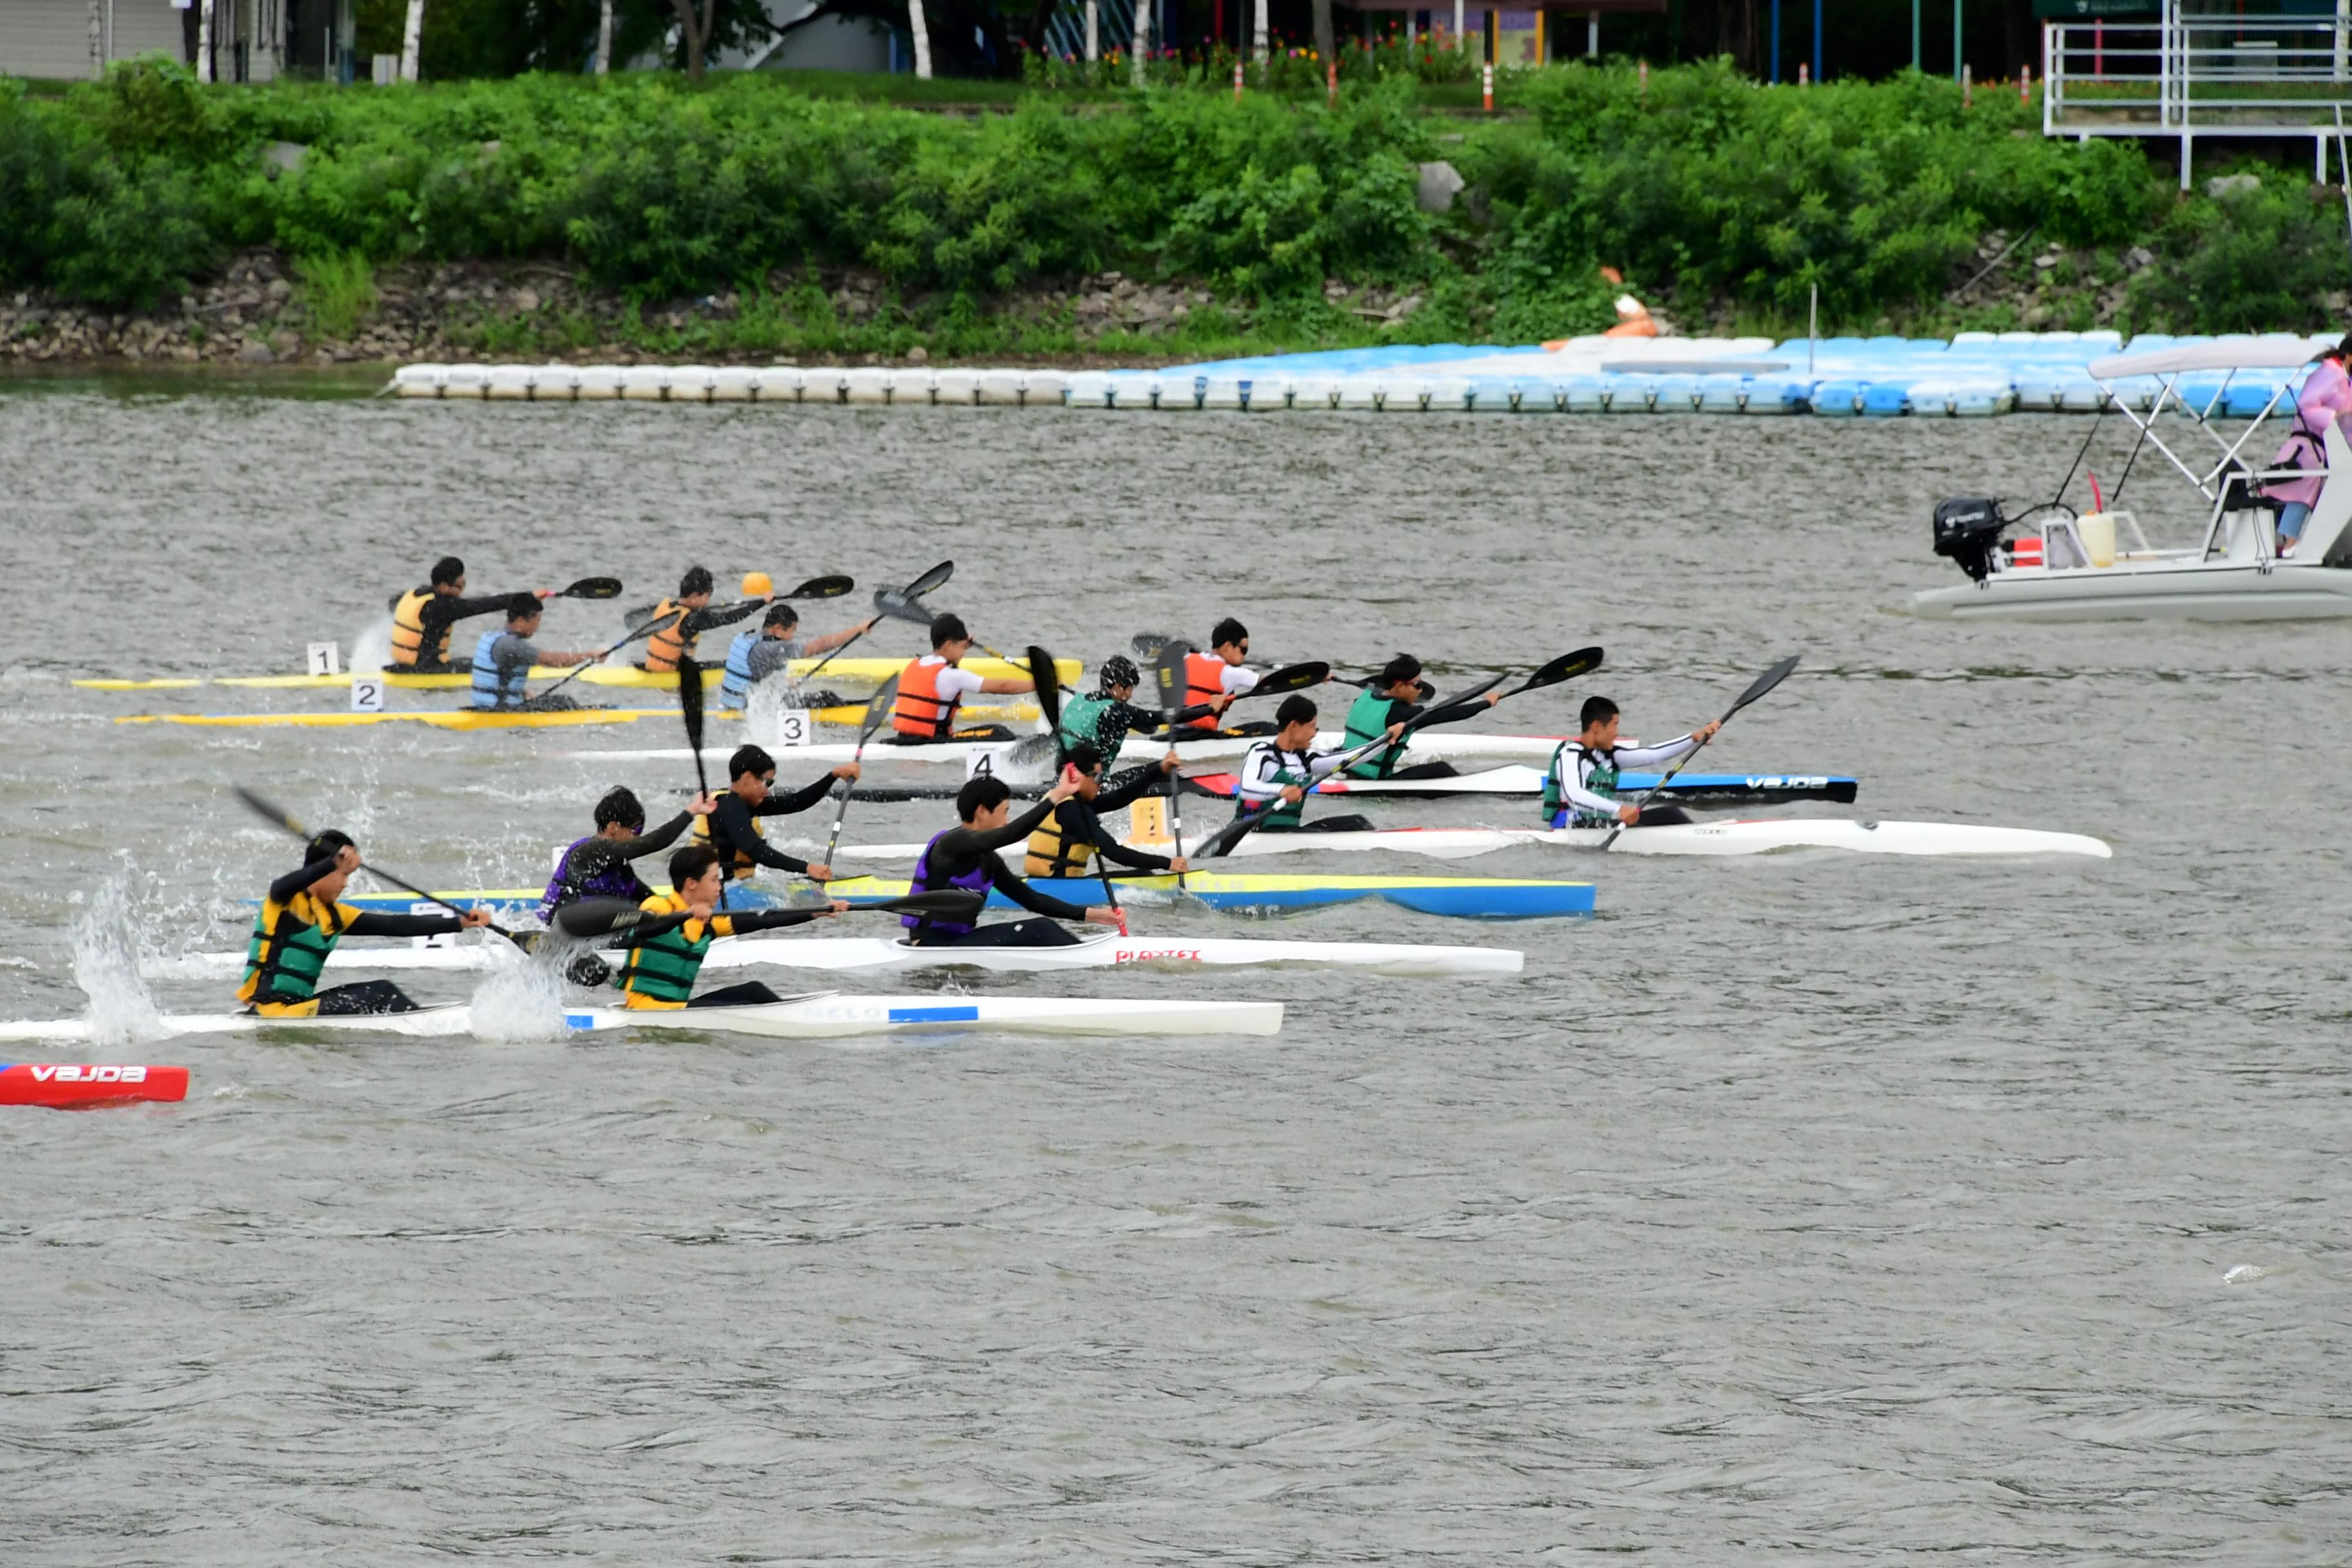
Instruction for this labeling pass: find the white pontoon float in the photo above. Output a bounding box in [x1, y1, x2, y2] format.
[1912, 338, 2352, 621]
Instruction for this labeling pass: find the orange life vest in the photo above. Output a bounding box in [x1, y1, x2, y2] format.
[892, 656, 961, 738]
[1181, 651, 1229, 730]
[389, 587, 437, 667]
[644, 598, 691, 672]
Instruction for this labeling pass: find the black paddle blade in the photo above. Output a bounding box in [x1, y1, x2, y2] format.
[558, 576, 623, 600]
[1509, 645, 1605, 698]
[783, 574, 854, 600]
[1729, 654, 1802, 715]
[1027, 645, 1063, 737]
[859, 674, 901, 740]
[872, 587, 940, 628]
[902, 559, 955, 600]
[676, 654, 707, 750]
[551, 896, 652, 939]
[874, 890, 986, 921]
[1151, 642, 1192, 718]
[233, 785, 310, 841]
[1250, 660, 1329, 698]
[1132, 631, 1179, 662]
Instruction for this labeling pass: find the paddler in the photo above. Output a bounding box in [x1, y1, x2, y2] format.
[718, 600, 879, 711]
[890, 613, 1035, 744]
[1022, 741, 1188, 881]
[389, 556, 552, 671]
[1055, 654, 1168, 766]
[240, 832, 493, 1016]
[1177, 618, 1265, 733]
[1340, 653, 1501, 779]
[1231, 694, 1402, 834]
[1543, 696, 1721, 829]
[540, 785, 718, 920]
[467, 594, 598, 711]
[614, 846, 848, 1010]
[904, 774, 1119, 947]
[642, 566, 769, 674]
[696, 743, 857, 887]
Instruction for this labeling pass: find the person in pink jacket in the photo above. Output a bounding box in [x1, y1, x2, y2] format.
[2268, 335, 2352, 552]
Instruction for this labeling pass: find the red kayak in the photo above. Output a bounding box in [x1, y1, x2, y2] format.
[1, 1063, 189, 1109]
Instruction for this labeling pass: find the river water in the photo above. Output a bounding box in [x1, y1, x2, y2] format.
[3, 378, 2349, 1563]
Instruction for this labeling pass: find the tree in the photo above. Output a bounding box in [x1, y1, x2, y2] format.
[669, 0, 718, 80]
[908, 0, 933, 78]
[401, 0, 426, 79]
[1309, 0, 1333, 80]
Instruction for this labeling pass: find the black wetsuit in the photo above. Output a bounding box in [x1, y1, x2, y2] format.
[395, 591, 520, 672]
[704, 776, 838, 885]
[908, 799, 1093, 946]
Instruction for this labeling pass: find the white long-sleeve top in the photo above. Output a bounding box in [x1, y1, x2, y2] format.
[1547, 735, 1702, 820]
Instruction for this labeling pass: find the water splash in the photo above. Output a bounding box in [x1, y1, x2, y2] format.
[349, 612, 395, 673]
[2222, 1264, 2270, 1286]
[467, 941, 572, 1043]
[70, 879, 166, 1047]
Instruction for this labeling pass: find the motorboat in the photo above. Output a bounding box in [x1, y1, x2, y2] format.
[1910, 338, 2352, 621]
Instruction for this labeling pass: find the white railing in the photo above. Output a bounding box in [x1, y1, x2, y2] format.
[2045, 3, 2352, 184]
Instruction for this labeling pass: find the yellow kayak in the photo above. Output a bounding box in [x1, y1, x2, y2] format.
[112, 701, 1046, 731]
[75, 655, 1077, 692]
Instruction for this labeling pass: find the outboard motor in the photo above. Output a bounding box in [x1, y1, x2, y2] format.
[1932, 497, 2008, 582]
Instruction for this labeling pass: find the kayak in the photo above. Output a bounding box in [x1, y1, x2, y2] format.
[567, 729, 1583, 770]
[1107, 818, 2113, 860]
[1184, 768, 1861, 803]
[151, 930, 1524, 981]
[118, 708, 690, 732]
[338, 871, 1596, 920]
[1, 1062, 189, 1108]
[73, 655, 1075, 693]
[0, 994, 1279, 1044]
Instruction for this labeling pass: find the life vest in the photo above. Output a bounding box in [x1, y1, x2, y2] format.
[468, 629, 526, 710]
[1342, 688, 1403, 778]
[1544, 741, 1620, 828]
[1056, 692, 1114, 755]
[905, 830, 990, 936]
[1023, 801, 1097, 879]
[643, 598, 691, 673]
[1235, 741, 1314, 831]
[538, 836, 651, 921]
[692, 803, 765, 876]
[719, 629, 761, 709]
[892, 656, 961, 739]
[1180, 651, 1229, 730]
[239, 890, 353, 1010]
[615, 892, 716, 1008]
[389, 586, 436, 667]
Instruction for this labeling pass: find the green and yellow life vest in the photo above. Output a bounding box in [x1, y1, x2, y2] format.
[239, 892, 355, 1006]
[1023, 802, 1097, 879]
[615, 893, 720, 1008]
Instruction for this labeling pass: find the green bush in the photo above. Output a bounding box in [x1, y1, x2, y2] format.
[0, 61, 2318, 335]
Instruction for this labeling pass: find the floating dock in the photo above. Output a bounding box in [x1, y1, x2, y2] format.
[391, 330, 2329, 418]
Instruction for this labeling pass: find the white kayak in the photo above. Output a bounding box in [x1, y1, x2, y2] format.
[146, 930, 1522, 980]
[1094, 818, 2113, 860]
[0, 993, 1282, 1044]
[565, 730, 1569, 770]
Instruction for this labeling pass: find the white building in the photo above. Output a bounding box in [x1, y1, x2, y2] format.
[0, 0, 353, 83]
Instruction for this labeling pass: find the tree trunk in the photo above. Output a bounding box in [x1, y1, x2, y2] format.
[1084, 0, 1097, 61]
[908, 0, 932, 78]
[597, 0, 614, 72]
[1131, 0, 1148, 83]
[1310, 0, 1333, 74]
[399, 0, 423, 81]
[669, 0, 712, 82]
[1253, 0, 1268, 63]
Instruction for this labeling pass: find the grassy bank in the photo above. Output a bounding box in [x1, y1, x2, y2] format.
[1, 59, 2344, 368]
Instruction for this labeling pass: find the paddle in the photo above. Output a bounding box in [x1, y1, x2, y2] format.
[821, 674, 899, 870]
[1597, 654, 1801, 848]
[551, 888, 986, 945]
[551, 576, 623, 602]
[1025, 645, 1126, 930]
[233, 785, 524, 946]
[531, 573, 843, 706]
[1132, 656, 1328, 732]
[1151, 642, 1193, 889]
[800, 560, 953, 686]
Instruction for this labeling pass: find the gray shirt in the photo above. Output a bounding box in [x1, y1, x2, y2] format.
[743, 636, 809, 684]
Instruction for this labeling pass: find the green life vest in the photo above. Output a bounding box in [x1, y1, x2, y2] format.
[616, 908, 714, 1005]
[1057, 692, 1114, 754]
[1342, 688, 1402, 779]
[242, 897, 345, 1004]
[1239, 744, 1315, 831]
[1544, 742, 1619, 825]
